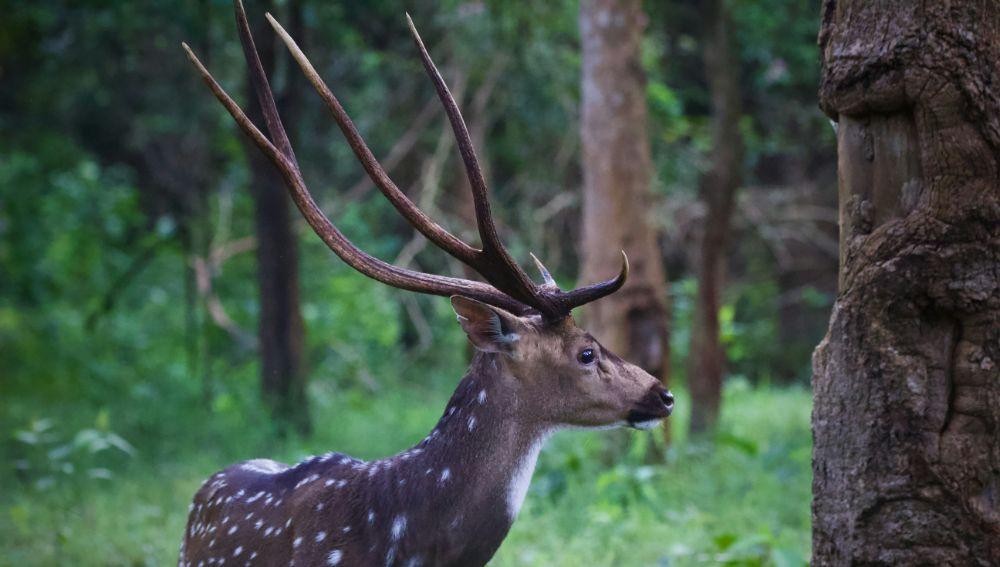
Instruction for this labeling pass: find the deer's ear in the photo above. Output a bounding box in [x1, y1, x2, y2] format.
[450, 296, 522, 353]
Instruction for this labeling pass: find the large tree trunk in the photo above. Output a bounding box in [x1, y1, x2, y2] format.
[812, 1, 1000, 564]
[245, 0, 309, 435]
[688, 0, 744, 436]
[579, 0, 670, 421]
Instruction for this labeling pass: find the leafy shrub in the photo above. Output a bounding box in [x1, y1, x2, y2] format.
[11, 414, 135, 490]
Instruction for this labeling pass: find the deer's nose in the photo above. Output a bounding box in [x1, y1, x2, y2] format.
[658, 389, 674, 412]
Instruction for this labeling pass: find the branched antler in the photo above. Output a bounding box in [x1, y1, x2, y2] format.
[182, 0, 628, 320]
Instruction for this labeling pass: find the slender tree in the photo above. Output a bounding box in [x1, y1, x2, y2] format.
[579, 0, 670, 439]
[243, 0, 309, 435]
[689, 0, 744, 435]
[813, 1, 1000, 563]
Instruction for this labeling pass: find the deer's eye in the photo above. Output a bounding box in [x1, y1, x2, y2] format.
[577, 348, 596, 365]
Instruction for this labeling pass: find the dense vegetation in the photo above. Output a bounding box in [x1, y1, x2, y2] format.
[2, 1, 830, 564]
[3, 378, 810, 566]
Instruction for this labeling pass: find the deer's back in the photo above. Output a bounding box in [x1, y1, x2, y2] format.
[179, 452, 494, 567]
[180, 453, 360, 565]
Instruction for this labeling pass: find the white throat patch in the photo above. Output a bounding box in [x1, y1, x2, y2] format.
[506, 430, 554, 519]
[631, 419, 663, 431]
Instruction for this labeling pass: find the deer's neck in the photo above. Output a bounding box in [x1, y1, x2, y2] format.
[421, 352, 549, 513]
[364, 352, 551, 563]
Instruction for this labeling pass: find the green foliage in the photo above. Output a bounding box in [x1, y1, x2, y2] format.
[669, 268, 831, 387]
[12, 414, 135, 491]
[1, 1, 827, 564]
[496, 380, 810, 567]
[0, 381, 810, 566]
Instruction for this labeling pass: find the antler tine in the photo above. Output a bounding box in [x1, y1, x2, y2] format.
[404, 14, 495, 250]
[405, 14, 550, 309]
[264, 12, 478, 266]
[181, 32, 530, 315]
[234, 0, 295, 166]
[556, 250, 629, 311]
[182, 42, 292, 182]
[529, 252, 558, 289]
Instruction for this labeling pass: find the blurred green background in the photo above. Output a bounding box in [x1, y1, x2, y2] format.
[1, 0, 833, 565]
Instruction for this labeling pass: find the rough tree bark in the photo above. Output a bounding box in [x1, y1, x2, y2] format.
[688, 0, 744, 436]
[813, 1, 1000, 564]
[244, 0, 309, 435]
[580, 0, 671, 432]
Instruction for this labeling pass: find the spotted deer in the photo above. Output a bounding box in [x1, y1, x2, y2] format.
[179, 2, 674, 566]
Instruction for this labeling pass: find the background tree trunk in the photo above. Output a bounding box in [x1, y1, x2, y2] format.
[813, 1, 1000, 564]
[688, 0, 744, 436]
[245, 0, 309, 436]
[579, 0, 670, 441]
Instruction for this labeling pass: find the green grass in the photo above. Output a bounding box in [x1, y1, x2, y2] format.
[0, 380, 810, 566]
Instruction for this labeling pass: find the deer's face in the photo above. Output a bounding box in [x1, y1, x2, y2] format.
[452, 296, 673, 430]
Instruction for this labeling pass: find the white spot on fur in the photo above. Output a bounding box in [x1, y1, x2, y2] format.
[391, 515, 407, 540]
[294, 537, 302, 548]
[295, 473, 320, 489]
[327, 550, 342, 565]
[315, 531, 326, 543]
[367, 510, 376, 525]
[233, 547, 242, 557]
[241, 459, 289, 474]
[439, 468, 451, 483]
[477, 389, 487, 404]
[467, 416, 476, 431]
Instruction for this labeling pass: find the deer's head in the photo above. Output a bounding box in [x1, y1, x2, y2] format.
[183, 9, 673, 431]
[452, 296, 672, 430]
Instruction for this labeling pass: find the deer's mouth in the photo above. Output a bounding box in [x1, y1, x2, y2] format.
[625, 387, 674, 429]
[626, 410, 667, 430]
